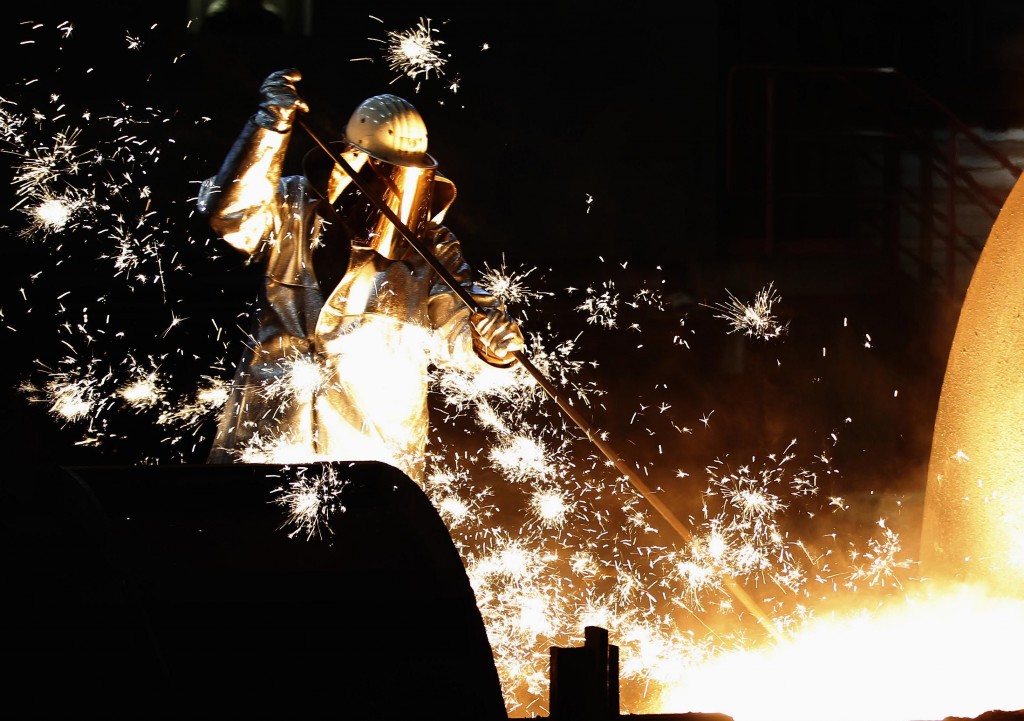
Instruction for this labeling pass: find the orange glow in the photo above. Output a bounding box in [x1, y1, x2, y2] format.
[648, 146, 1024, 721]
[655, 583, 1024, 721]
[921, 167, 1024, 596]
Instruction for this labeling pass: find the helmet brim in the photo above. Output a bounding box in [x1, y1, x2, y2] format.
[344, 137, 438, 169]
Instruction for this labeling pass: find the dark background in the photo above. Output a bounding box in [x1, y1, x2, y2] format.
[4, 0, 1024, 518]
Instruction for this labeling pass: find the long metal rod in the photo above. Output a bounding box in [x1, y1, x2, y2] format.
[298, 118, 781, 640]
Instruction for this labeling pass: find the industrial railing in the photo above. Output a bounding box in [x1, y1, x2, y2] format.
[722, 64, 1023, 301]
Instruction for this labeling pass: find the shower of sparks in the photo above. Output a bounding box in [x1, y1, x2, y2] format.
[34, 197, 71, 227]
[423, 457, 501, 529]
[845, 524, 911, 589]
[707, 282, 788, 340]
[573, 277, 667, 330]
[19, 192, 87, 237]
[577, 280, 621, 328]
[118, 368, 164, 409]
[4, 19, 217, 456]
[528, 487, 574, 528]
[273, 464, 350, 540]
[39, 367, 105, 422]
[478, 259, 551, 308]
[259, 353, 330, 405]
[3, 20, 1010, 721]
[374, 17, 448, 84]
[9, 128, 90, 195]
[156, 376, 228, 428]
[489, 433, 556, 483]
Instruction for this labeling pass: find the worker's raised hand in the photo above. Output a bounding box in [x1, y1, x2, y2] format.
[253, 68, 309, 133]
[471, 308, 525, 367]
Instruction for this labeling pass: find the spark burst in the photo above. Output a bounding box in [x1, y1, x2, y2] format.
[273, 464, 350, 540]
[707, 282, 788, 340]
[375, 17, 448, 85]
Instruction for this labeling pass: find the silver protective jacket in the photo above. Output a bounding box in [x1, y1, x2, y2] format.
[198, 117, 506, 481]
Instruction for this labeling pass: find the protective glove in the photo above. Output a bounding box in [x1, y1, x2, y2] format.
[471, 308, 525, 367]
[252, 68, 310, 133]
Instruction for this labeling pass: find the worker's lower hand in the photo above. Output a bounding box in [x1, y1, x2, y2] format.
[471, 309, 524, 367]
[253, 68, 309, 133]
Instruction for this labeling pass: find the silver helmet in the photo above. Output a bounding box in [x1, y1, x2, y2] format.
[325, 95, 452, 260]
[344, 94, 436, 169]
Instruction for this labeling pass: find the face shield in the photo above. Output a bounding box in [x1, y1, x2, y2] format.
[323, 94, 454, 261]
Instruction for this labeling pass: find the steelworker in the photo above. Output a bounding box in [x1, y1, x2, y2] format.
[197, 68, 524, 481]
